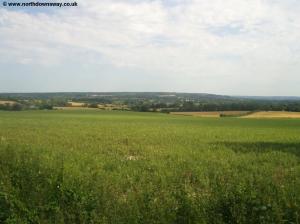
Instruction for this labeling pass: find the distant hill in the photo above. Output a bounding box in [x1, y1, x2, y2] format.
[1, 92, 300, 112]
[234, 96, 300, 101]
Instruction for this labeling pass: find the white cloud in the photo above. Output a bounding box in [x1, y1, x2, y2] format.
[0, 0, 300, 94]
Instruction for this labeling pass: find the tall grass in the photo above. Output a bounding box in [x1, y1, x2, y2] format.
[0, 110, 299, 223]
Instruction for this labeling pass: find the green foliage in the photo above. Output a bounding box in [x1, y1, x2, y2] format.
[88, 103, 99, 108]
[38, 104, 53, 110]
[0, 103, 24, 111]
[0, 110, 299, 223]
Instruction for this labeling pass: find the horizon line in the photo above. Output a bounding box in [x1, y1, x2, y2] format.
[1, 91, 300, 98]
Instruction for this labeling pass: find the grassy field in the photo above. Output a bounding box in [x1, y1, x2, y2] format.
[0, 110, 299, 223]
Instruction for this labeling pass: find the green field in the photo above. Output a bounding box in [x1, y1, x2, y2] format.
[0, 110, 299, 223]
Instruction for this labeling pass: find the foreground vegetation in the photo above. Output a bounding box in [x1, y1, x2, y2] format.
[0, 110, 299, 223]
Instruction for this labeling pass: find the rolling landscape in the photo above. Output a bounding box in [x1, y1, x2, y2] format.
[0, 92, 300, 223]
[1, 0, 300, 223]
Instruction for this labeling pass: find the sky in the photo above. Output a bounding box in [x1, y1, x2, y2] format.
[0, 0, 300, 96]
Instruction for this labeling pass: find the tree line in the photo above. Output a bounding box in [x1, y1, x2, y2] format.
[131, 101, 300, 112]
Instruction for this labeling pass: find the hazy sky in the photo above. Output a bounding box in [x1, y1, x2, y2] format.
[1, 0, 300, 95]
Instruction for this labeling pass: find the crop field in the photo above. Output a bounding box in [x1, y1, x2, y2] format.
[62, 102, 130, 111]
[170, 111, 251, 117]
[67, 102, 87, 107]
[243, 111, 300, 119]
[54, 107, 100, 111]
[0, 100, 16, 105]
[171, 111, 300, 119]
[0, 110, 299, 223]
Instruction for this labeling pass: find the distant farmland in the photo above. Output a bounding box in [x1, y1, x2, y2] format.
[0, 110, 299, 223]
[170, 111, 251, 117]
[243, 111, 300, 118]
[0, 100, 16, 105]
[171, 111, 300, 118]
